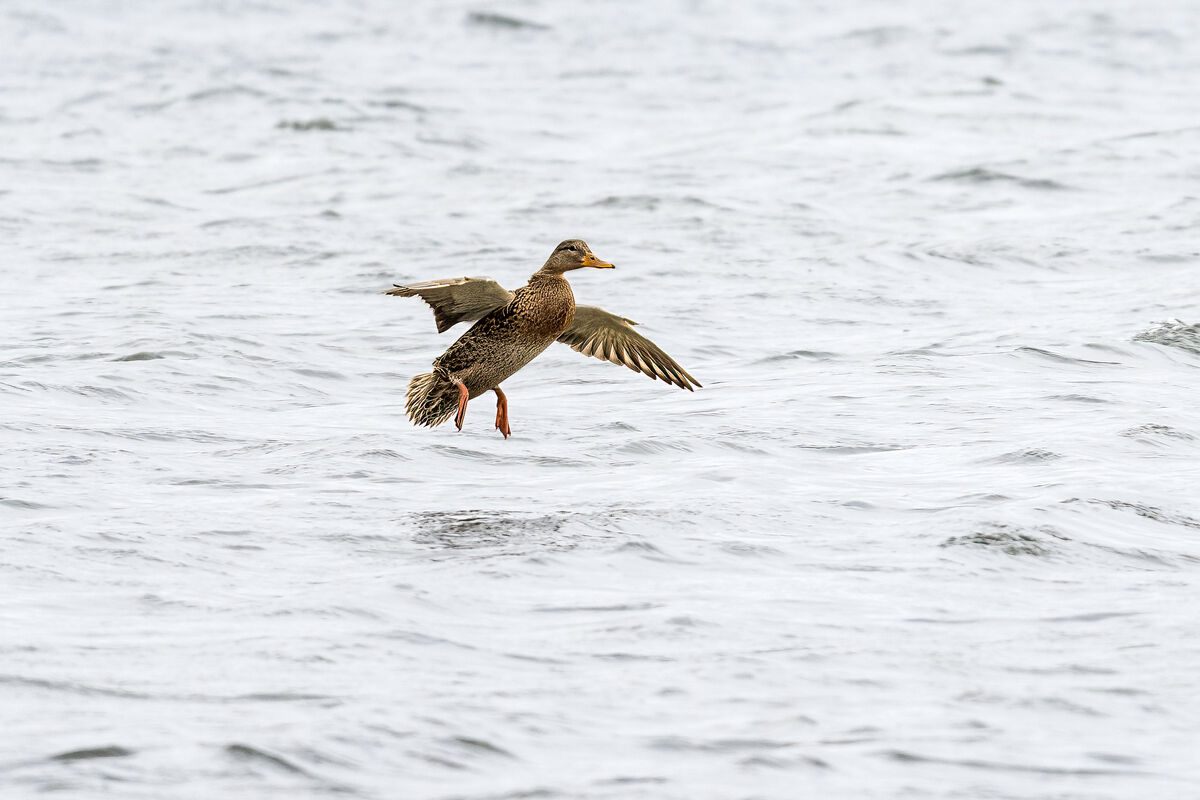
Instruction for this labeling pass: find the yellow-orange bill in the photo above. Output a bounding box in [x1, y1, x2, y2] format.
[582, 253, 614, 268]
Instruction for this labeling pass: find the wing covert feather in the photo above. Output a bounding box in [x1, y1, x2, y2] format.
[383, 276, 514, 333]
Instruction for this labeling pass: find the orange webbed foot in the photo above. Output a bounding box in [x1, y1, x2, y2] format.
[492, 387, 511, 439]
[453, 380, 469, 431]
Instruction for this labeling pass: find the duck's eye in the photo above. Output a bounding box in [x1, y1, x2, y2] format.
[566, 245, 578, 252]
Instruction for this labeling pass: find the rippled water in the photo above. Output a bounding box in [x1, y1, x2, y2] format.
[5, 1, 1200, 797]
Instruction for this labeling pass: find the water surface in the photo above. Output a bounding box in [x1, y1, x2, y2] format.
[3, 1, 1200, 797]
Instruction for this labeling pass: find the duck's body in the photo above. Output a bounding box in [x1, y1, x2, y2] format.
[433, 272, 576, 399]
[386, 239, 699, 438]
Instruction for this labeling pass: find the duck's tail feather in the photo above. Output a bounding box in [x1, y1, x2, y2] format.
[406, 371, 460, 428]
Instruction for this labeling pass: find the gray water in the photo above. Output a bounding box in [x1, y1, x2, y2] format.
[4, 1, 1200, 797]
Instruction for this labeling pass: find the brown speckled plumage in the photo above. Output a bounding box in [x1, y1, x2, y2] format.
[432, 273, 575, 397]
[385, 239, 700, 438]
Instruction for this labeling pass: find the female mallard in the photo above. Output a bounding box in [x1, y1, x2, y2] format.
[385, 239, 700, 438]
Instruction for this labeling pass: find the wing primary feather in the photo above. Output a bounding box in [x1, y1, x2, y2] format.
[634, 352, 656, 379]
[557, 304, 699, 391]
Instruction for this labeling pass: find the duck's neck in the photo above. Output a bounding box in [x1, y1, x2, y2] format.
[530, 268, 570, 283]
[520, 269, 576, 336]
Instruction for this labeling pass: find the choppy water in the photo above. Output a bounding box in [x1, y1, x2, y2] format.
[4, 1, 1200, 797]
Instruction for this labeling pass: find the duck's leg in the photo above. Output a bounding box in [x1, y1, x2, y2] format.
[452, 379, 470, 431]
[492, 387, 511, 439]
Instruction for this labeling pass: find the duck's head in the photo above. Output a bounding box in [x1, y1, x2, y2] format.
[542, 239, 614, 273]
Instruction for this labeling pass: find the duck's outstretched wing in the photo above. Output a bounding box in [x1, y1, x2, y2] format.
[383, 277, 514, 333]
[557, 305, 701, 391]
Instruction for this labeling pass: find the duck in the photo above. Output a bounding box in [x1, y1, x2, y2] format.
[384, 239, 700, 438]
